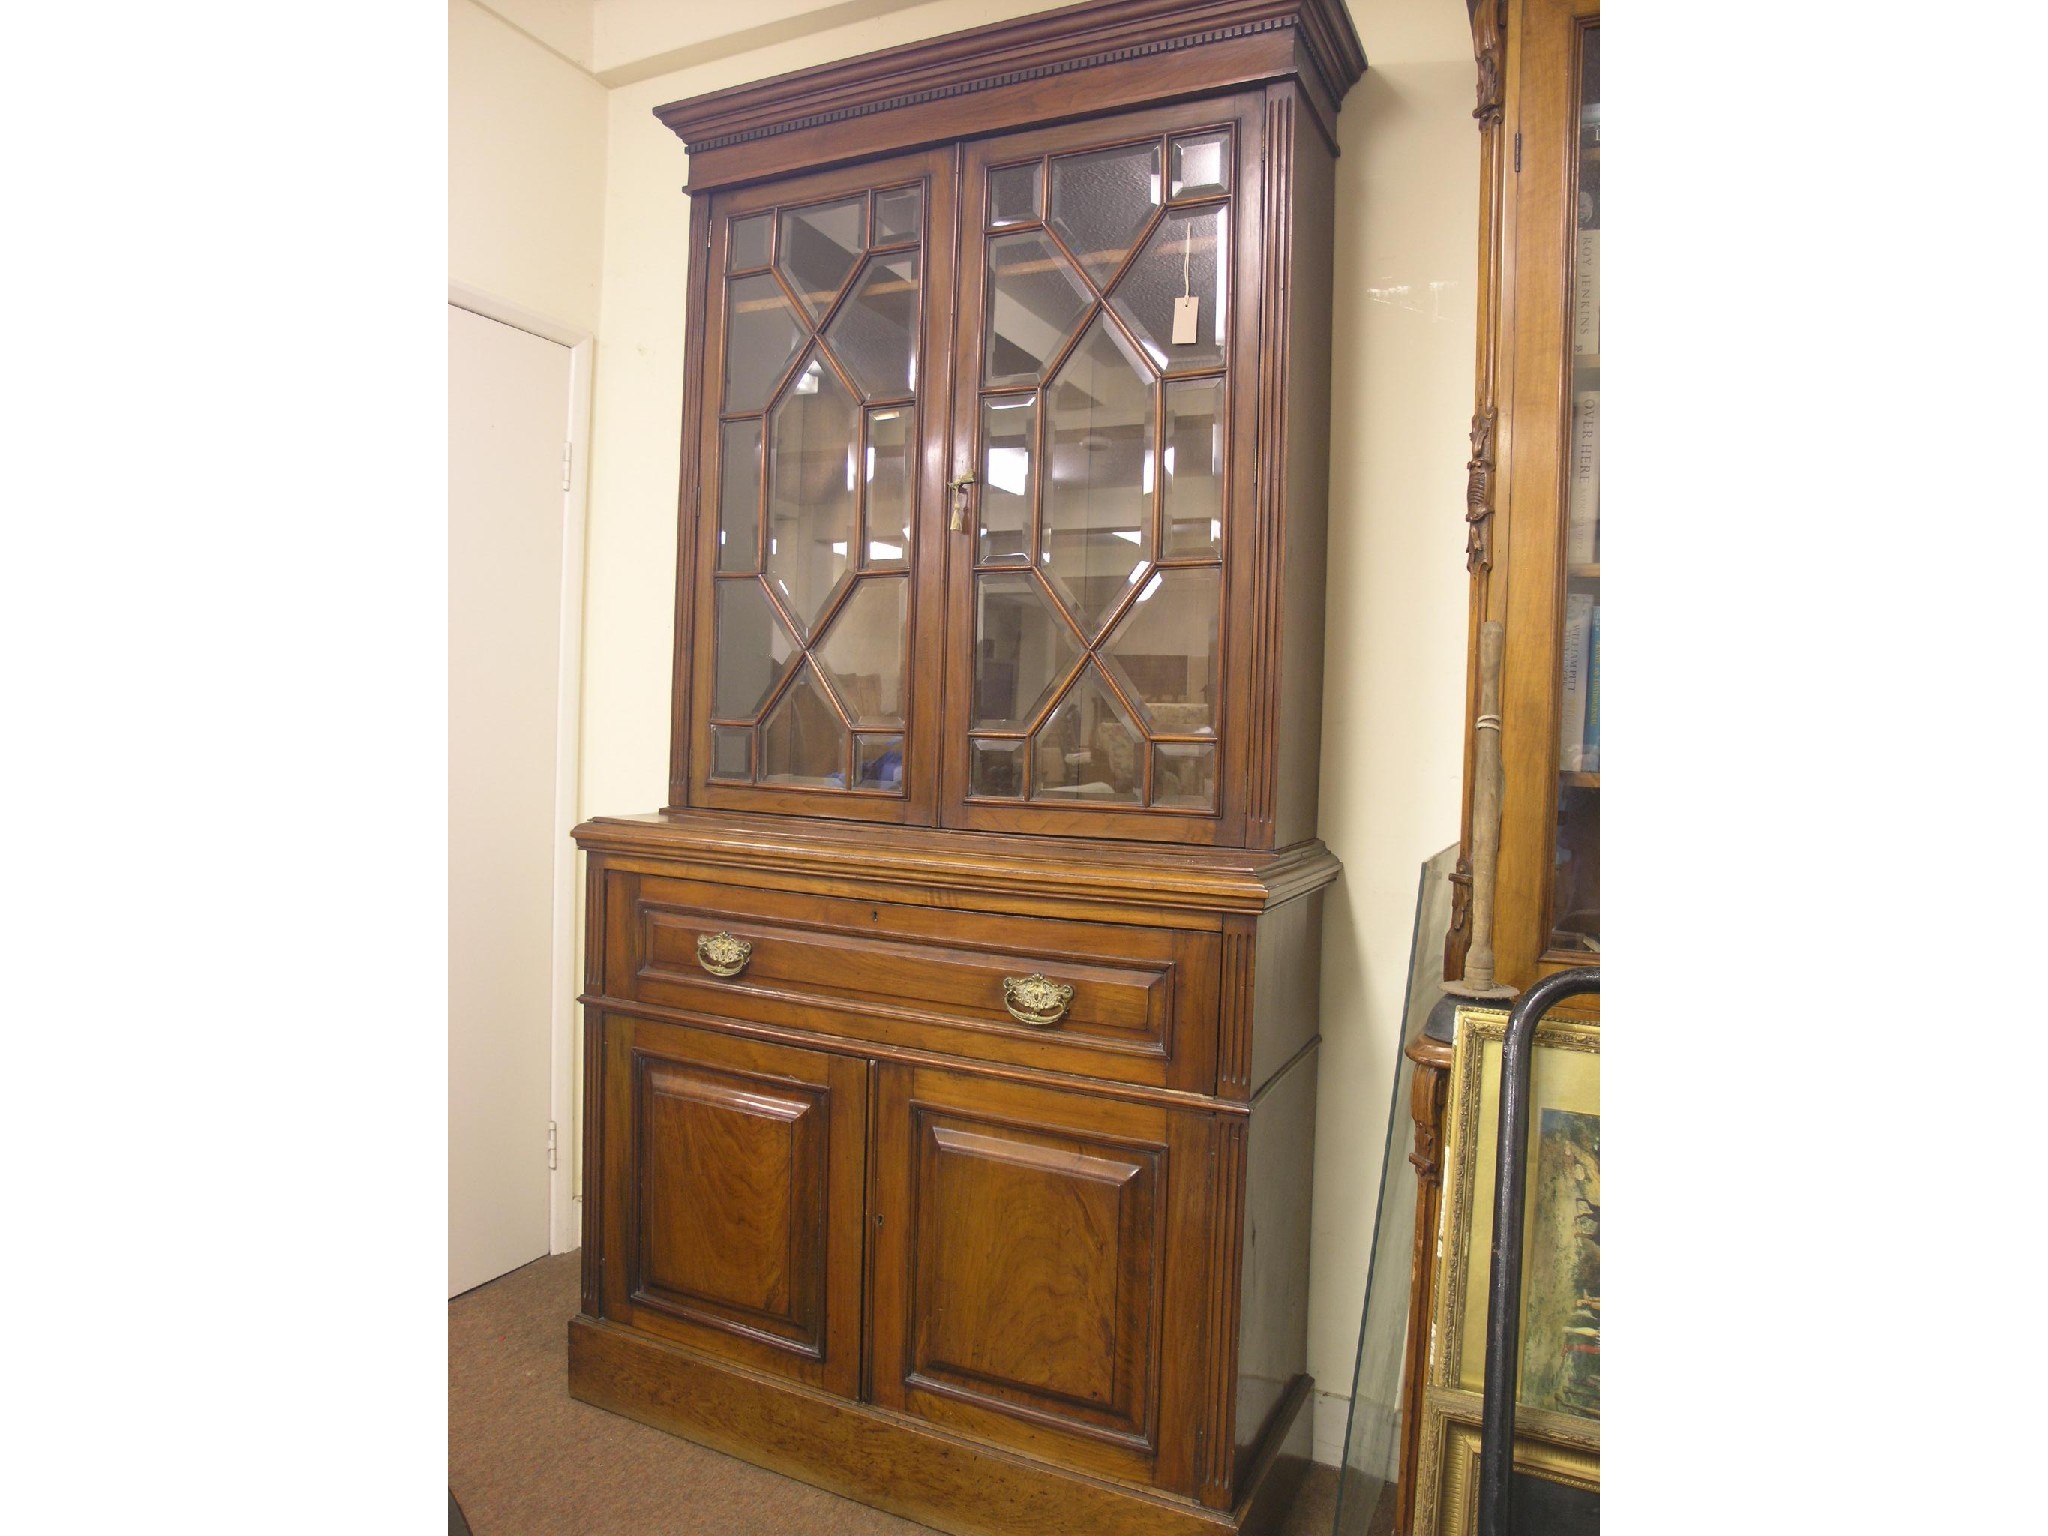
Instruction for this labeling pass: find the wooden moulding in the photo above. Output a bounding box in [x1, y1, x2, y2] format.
[574, 811, 1342, 920]
[568, 1315, 1313, 1536]
[656, 0, 1368, 190]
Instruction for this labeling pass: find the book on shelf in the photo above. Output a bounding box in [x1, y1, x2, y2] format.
[1573, 230, 1599, 356]
[1567, 388, 1599, 564]
[1582, 604, 1600, 773]
[1558, 592, 1594, 772]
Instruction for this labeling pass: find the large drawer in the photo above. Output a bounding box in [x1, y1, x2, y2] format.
[594, 868, 1219, 1092]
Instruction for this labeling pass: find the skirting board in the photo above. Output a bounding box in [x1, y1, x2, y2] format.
[568, 1317, 1314, 1536]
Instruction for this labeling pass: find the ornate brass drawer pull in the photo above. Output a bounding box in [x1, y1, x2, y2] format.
[696, 931, 753, 978]
[1001, 973, 1074, 1027]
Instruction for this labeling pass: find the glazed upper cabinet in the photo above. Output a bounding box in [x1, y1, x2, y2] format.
[675, 85, 1332, 850]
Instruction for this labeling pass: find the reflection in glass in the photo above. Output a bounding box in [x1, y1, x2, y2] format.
[817, 576, 907, 727]
[718, 419, 763, 572]
[765, 354, 858, 635]
[854, 734, 904, 791]
[1169, 131, 1230, 199]
[983, 230, 1091, 387]
[1152, 742, 1216, 808]
[1043, 316, 1155, 636]
[863, 408, 913, 566]
[777, 197, 865, 320]
[1162, 378, 1224, 557]
[1101, 566, 1220, 734]
[969, 738, 1026, 798]
[973, 572, 1079, 732]
[759, 664, 848, 787]
[713, 579, 798, 719]
[978, 396, 1035, 565]
[872, 185, 922, 246]
[723, 272, 806, 413]
[730, 213, 773, 271]
[827, 252, 920, 400]
[711, 725, 752, 780]
[1110, 204, 1228, 373]
[1049, 141, 1162, 288]
[1029, 667, 1141, 803]
[988, 162, 1041, 228]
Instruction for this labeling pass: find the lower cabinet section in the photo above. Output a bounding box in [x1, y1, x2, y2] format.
[597, 1015, 869, 1398]
[868, 1064, 1213, 1495]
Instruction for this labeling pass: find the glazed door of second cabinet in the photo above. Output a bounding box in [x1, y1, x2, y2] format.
[598, 1013, 869, 1398]
[683, 148, 957, 823]
[938, 98, 1264, 845]
[868, 1063, 1215, 1495]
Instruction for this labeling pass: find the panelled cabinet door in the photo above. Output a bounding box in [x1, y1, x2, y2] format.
[598, 1014, 869, 1398]
[868, 1063, 1216, 1494]
[940, 97, 1264, 845]
[686, 149, 957, 822]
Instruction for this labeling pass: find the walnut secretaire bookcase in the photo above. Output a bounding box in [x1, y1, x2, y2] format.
[567, 4, 1366, 1533]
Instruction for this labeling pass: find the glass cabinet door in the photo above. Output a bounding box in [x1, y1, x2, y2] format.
[940, 101, 1258, 844]
[1550, 22, 1599, 957]
[686, 151, 954, 821]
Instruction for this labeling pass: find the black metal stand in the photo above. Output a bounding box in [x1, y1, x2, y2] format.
[1475, 968, 1600, 1536]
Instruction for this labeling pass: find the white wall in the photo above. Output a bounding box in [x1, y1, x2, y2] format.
[450, 0, 607, 332]
[556, 0, 1475, 1463]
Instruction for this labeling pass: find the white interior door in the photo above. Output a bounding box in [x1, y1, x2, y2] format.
[449, 303, 573, 1297]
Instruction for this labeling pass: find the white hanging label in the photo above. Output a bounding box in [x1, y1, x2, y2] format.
[1171, 296, 1200, 345]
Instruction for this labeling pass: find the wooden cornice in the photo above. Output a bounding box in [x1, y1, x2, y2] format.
[656, 0, 1367, 169]
[575, 809, 1342, 915]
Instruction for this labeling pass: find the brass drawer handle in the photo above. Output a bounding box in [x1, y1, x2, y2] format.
[696, 931, 753, 978]
[1002, 973, 1074, 1027]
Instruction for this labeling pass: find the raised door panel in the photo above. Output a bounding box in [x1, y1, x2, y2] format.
[870, 1065, 1214, 1495]
[682, 148, 958, 824]
[599, 1014, 867, 1398]
[939, 97, 1267, 847]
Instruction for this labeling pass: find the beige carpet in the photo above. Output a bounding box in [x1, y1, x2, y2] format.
[450, 1252, 1338, 1536]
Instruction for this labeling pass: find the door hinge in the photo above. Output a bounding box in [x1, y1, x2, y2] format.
[561, 442, 573, 492]
[1513, 132, 1522, 172]
[548, 1121, 559, 1171]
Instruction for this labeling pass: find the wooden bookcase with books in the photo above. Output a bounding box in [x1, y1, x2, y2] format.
[1389, 2, 1601, 1531]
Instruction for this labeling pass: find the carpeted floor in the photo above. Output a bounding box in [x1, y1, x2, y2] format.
[450, 1252, 1338, 1536]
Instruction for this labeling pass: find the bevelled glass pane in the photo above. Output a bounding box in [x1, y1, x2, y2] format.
[1152, 742, 1216, 809]
[724, 272, 806, 414]
[1029, 667, 1141, 804]
[1043, 316, 1155, 636]
[1049, 141, 1161, 289]
[759, 663, 848, 788]
[872, 185, 921, 246]
[817, 576, 907, 727]
[718, 418, 763, 572]
[969, 738, 1025, 799]
[1169, 131, 1230, 199]
[1109, 204, 1229, 374]
[711, 725, 753, 780]
[777, 197, 865, 321]
[1162, 377, 1224, 558]
[983, 230, 1091, 387]
[730, 212, 772, 270]
[765, 353, 858, 635]
[1102, 566, 1221, 735]
[713, 579, 799, 719]
[978, 395, 1035, 565]
[864, 408, 912, 567]
[988, 162, 1041, 228]
[973, 571, 1080, 731]
[854, 734, 905, 791]
[826, 251, 920, 400]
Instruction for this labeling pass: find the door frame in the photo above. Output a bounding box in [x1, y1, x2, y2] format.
[449, 281, 593, 1257]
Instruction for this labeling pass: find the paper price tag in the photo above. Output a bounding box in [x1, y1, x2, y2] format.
[1171, 295, 1199, 346]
